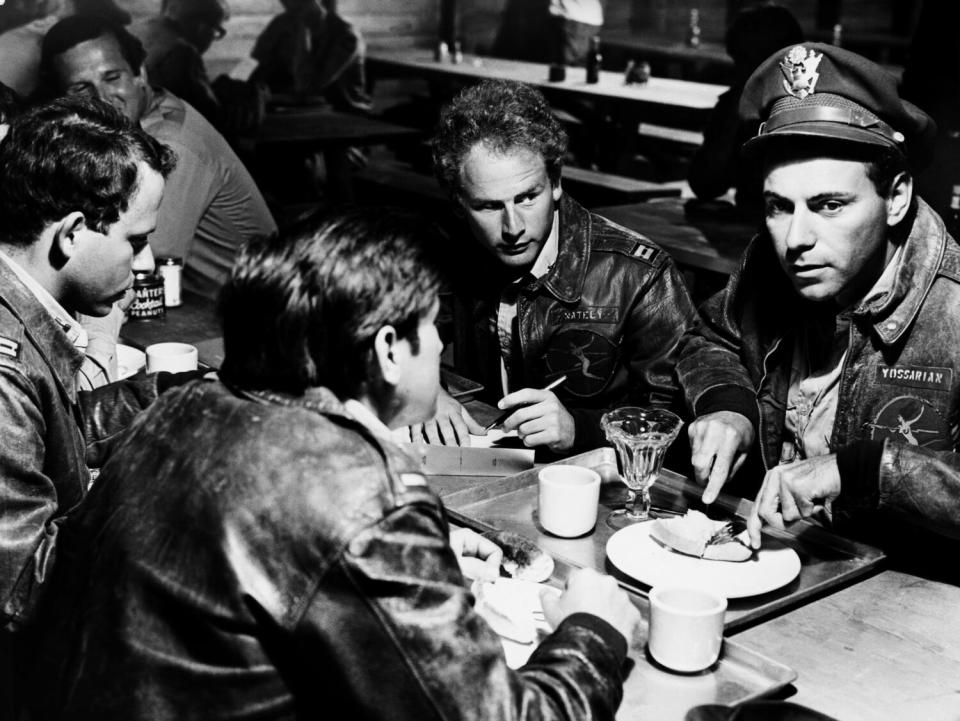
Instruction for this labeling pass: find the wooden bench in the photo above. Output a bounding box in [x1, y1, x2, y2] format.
[353, 160, 681, 209]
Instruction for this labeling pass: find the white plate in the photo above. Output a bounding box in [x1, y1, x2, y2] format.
[472, 578, 560, 668]
[116, 344, 146, 380]
[606, 522, 802, 599]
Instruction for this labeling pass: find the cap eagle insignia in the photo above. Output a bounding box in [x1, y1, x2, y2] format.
[780, 46, 822, 100]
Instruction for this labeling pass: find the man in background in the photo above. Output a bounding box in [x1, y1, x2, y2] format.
[42, 16, 277, 300]
[130, 0, 264, 135]
[493, 0, 602, 66]
[250, 0, 371, 114]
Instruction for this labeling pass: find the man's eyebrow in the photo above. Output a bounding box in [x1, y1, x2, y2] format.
[806, 191, 856, 203]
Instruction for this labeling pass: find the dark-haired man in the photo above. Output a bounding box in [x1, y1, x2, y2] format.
[130, 0, 264, 134]
[42, 15, 276, 299]
[28, 206, 641, 719]
[424, 79, 696, 456]
[0, 96, 177, 633]
[676, 43, 960, 564]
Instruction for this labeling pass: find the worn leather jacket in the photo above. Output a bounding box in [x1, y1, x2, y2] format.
[0, 261, 163, 629]
[677, 199, 960, 539]
[452, 194, 697, 453]
[29, 379, 628, 720]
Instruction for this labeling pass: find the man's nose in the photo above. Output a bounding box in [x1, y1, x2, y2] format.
[132, 244, 155, 274]
[501, 204, 524, 241]
[783, 209, 816, 255]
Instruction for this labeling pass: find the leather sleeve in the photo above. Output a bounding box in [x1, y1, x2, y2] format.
[79, 373, 163, 468]
[294, 501, 627, 721]
[676, 265, 760, 429]
[0, 365, 61, 627]
[871, 441, 960, 540]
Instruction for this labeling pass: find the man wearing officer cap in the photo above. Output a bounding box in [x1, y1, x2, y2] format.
[676, 42, 960, 568]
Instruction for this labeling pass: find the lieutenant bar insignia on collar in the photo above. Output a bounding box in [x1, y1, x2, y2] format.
[780, 45, 823, 100]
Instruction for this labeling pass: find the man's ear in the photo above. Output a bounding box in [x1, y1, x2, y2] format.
[372, 324, 403, 388]
[552, 178, 563, 202]
[52, 212, 88, 262]
[886, 171, 913, 227]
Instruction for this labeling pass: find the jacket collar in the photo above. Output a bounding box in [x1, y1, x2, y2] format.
[0, 260, 83, 398]
[854, 199, 945, 345]
[534, 194, 591, 304]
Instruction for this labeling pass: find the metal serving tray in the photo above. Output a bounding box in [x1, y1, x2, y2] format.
[441, 447, 885, 633]
[440, 448, 811, 716]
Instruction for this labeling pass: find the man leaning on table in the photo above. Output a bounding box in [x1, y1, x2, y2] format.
[26, 206, 641, 720]
[420, 79, 696, 457]
[676, 43, 960, 563]
[40, 15, 277, 301]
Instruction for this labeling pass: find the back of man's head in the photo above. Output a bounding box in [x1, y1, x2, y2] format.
[41, 14, 147, 84]
[0, 95, 176, 248]
[432, 79, 568, 197]
[218, 206, 441, 398]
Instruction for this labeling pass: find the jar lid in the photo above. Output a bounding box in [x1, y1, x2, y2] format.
[156, 256, 183, 265]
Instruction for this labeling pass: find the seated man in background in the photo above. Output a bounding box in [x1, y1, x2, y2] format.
[28, 206, 640, 719]
[0, 98, 182, 718]
[422, 79, 696, 457]
[0, 0, 129, 98]
[130, 0, 265, 136]
[687, 3, 803, 215]
[492, 0, 602, 66]
[677, 43, 960, 577]
[250, 0, 371, 114]
[41, 15, 277, 300]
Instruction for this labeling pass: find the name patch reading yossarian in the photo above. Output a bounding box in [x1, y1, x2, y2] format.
[550, 306, 620, 324]
[875, 365, 953, 392]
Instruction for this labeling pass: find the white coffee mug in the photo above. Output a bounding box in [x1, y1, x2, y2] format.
[145, 342, 198, 374]
[537, 465, 601, 537]
[648, 585, 727, 673]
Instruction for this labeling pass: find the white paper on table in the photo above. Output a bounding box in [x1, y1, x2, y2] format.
[391, 429, 534, 476]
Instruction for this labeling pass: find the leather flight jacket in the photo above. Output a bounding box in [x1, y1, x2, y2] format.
[452, 194, 696, 453]
[0, 260, 163, 630]
[677, 199, 960, 544]
[28, 379, 629, 720]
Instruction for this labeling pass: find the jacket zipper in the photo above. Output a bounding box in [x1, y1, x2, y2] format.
[756, 337, 783, 471]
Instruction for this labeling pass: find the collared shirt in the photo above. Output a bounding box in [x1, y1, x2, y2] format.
[0, 250, 110, 390]
[343, 398, 394, 441]
[495, 211, 560, 394]
[781, 244, 905, 462]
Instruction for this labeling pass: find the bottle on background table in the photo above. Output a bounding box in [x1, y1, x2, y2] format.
[586, 35, 602, 84]
[687, 9, 701, 48]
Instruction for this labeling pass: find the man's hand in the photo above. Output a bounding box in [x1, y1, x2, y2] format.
[449, 527, 502, 581]
[406, 388, 485, 446]
[746, 453, 841, 549]
[688, 411, 755, 503]
[498, 388, 575, 453]
[541, 568, 641, 652]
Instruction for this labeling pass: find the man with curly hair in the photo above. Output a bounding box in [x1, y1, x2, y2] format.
[421, 79, 695, 457]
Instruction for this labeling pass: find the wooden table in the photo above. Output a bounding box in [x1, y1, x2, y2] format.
[595, 197, 759, 277]
[238, 105, 421, 202]
[248, 106, 421, 151]
[734, 569, 960, 720]
[367, 48, 727, 131]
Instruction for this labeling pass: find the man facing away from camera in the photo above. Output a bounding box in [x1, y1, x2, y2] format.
[676, 42, 960, 574]
[420, 79, 696, 458]
[27, 206, 641, 720]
